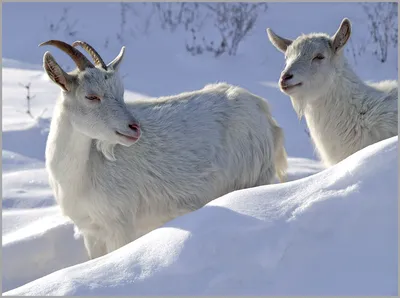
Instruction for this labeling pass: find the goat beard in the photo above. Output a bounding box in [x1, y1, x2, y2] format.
[96, 140, 117, 161]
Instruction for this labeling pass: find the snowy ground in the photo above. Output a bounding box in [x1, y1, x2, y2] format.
[4, 136, 398, 296]
[2, 2, 398, 296]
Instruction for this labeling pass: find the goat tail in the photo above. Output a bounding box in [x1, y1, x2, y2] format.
[272, 124, 288, 183]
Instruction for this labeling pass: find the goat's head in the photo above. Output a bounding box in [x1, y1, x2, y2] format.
[39, 40, 141, 147]
[266, 18, 352, 99]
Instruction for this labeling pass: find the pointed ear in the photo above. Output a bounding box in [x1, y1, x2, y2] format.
[331, 18, 351, 53]
[43, 52, 73, 92]
[266, 28, 293, 53]
[107, 46, 125, 72]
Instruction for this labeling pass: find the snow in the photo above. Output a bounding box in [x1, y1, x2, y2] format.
[3, 137, 399, 296]
[2, 2, 398, 296]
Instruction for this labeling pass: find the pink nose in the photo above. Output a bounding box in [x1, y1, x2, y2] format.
[281, 73, 293, 82]
[128, 123, 140, 133]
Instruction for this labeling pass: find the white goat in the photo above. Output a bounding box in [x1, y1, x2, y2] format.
[267, 18, 398, 166]
[40, 40, 287, 259]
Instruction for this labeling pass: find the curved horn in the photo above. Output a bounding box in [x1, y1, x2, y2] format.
[72, 40, 107, 70]
[38, 40, 94, 71]
[107, 46, 126, 71]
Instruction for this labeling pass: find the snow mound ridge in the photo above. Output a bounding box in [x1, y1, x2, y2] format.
[4, 136, 398, 296]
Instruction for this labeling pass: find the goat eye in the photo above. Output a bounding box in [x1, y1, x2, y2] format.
[85, 95, 100, 101]
[313, 54, 325, 61]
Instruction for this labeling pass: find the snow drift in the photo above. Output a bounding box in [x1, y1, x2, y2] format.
[4, 136, 398, 296]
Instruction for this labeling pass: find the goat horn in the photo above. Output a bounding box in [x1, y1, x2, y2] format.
[72, 41, 107, 70]
[39, 40, 94, 71]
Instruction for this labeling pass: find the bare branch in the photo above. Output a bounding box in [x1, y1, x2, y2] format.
[360, 2, 397, 63]
[19, 82, 35, 118]
[155, 3, 268, 57]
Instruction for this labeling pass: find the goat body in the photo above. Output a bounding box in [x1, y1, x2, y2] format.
[46, 79, 287, 258]
[302, 70, 397, 166]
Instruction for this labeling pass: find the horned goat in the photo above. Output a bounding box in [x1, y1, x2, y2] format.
[267, 18, 398, 167]
[40, 40, 288, 259]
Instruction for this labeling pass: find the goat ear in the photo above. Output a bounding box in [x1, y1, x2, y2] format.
[266, 28, 292, 53]
[331, 18, 351, 53]
[107, 46, 125, 72]
[43, 52, 72, 92]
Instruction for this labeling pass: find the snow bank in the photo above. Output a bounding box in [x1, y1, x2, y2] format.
[2, 208, 87, 293]
[4, 136, 398, 296]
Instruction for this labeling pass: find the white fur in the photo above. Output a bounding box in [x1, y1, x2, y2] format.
[43, 46, 287, 259]
[267, 18, 398, 167]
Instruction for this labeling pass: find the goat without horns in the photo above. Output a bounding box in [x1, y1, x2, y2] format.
[40, 39, 288, 259]
[267, 18, 398, 167]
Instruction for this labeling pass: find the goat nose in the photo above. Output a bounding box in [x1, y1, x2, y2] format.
[128, 123, 140, 132]
[281, 73, 293, 81]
